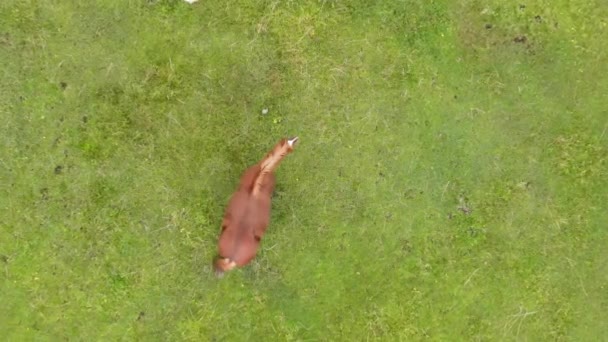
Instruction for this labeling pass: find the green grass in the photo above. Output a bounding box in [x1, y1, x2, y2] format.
[1, 0, 607, 340]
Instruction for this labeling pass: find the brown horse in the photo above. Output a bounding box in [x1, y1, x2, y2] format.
[214, 137, 299, 276]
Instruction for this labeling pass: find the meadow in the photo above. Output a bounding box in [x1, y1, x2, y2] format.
[1, 0, 606, 340]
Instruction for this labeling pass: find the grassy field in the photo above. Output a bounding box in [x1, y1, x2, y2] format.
[1, 0, 607, 340]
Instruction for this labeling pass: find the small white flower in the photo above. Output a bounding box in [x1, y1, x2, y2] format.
[184, 0, 199, 4]
[262, 108, 269, 115]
